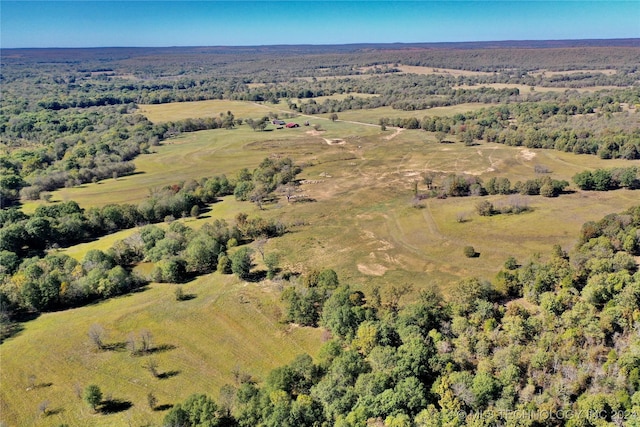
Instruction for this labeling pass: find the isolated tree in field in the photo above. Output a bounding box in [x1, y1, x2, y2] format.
[88, 324, 105, 350]
[147, 392, 158, 410]
[37, 400, 50, 417]
[254, 235, 268, 261]
[231, 247, 253, 280]
[140, 329, 153, 354]
[144, 358, 159, 378]
[126, 333, 136, 355]
[463, 246, 477, 258]
[84, 384, 102, 411]
[175, 286, 186, 301]
[475, 200, 494, 216]
[264, 252, 279, 279]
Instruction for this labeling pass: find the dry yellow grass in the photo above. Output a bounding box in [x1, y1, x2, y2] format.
[7, 107, 640, 426]
[0, 274, 323, 426]
[138, 100, 281, 123]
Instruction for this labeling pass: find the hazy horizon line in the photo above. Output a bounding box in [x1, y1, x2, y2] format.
[3, 37, 639, 51]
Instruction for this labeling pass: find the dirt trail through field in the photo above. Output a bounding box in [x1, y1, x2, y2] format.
[384, 127, 405, 140]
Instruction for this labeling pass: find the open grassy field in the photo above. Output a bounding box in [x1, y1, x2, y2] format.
[394, 65, 496, 77]
[0, 274, 323, 427]
[326, 103, 494, 125]
[137, 100, 279, 123]
[46, 112, 638, 290]
[7, 101, 639, 427]
[49, 119, 381, 207]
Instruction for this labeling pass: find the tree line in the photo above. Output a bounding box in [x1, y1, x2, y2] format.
[573, 166, 640, 191]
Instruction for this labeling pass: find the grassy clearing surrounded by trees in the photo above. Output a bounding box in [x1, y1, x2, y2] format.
[138, 100, 277, 123]
[3, 44, 640, 426]
[44, 115, 638, 292]
[327, 103, 495, 124]
[0, 274, 323, 427]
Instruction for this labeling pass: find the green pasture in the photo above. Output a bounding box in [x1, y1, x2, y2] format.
[138, 100, 280, 123]
[46, 117, 637, 289]
[251, 134, 637, 291]
[9, 104, 640, 426]
[0, 274, 323, 427]
[48, 120, 381, 207]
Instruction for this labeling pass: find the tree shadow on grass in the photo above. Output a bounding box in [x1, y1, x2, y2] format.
[133, 343, 176, 357]
[158, 370, 180, 379]
[1, 311, 40, 343]
[245, 270, 267, 283]
[27, 381, 53, 391]
[154, 404, 174, 411]
[100, 399, 133, 414]
[44, 407, 64, 417]
[102, 341, 128, 351]
[148, 343, 177, 354]
[176, 293, 197, 301]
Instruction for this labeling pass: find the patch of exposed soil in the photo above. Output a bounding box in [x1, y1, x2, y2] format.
[357, 263, 388, 276]
[518, 148, 537, 161]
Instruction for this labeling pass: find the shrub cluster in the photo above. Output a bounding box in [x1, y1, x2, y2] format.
[573, 166, 640, 191]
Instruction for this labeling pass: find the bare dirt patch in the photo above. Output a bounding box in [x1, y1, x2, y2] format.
[518, 149, 537, 161]
[306, 130, 324, 136]
[324, 138, 346, 145]
[357, 263, 388, 276]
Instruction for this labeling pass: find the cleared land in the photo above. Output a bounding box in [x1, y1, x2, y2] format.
[6, 99, 639, 427]
[322, 103, 495, 124]
[46, 100, 638, 289]
[138, 100, 279, 123]
[0, 274, 323, 427]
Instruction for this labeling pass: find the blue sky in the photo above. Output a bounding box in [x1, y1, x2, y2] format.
[1, 1, 638, 48]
